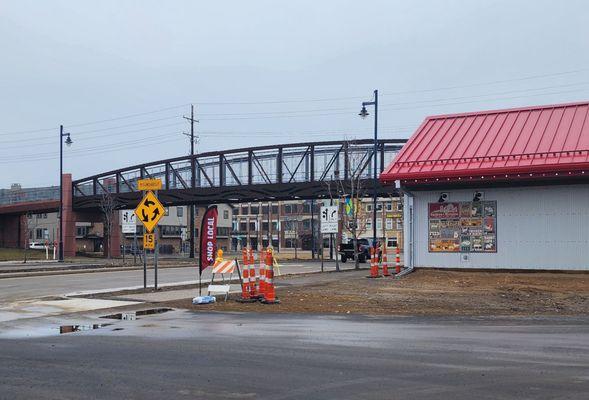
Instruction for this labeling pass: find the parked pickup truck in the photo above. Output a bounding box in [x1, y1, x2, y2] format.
[338, 238, 371, 263]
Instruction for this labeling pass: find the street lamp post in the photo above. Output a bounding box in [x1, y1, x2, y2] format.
[59, 125, 72, 262]
[359, 89, 378, 248]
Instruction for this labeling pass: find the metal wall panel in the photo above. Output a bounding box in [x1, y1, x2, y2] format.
[412, 184, 589, 270]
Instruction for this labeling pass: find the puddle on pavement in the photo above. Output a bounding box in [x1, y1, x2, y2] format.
[100, 308, 172, 320]
[59, 323, 112, 334]
[0, 308, 173, 339]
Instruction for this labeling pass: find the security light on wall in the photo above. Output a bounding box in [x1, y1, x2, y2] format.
[473, 191, 484, 202]
[438, 192, 448, 203]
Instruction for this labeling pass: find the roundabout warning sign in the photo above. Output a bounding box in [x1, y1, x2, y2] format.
[134, 190, 165, 233]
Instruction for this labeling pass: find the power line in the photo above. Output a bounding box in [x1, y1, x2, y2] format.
[0, 131, 186, 162]
[1, 68, 586, 136]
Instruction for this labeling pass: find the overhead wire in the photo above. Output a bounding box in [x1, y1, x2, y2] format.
[0, 67, 587, 136]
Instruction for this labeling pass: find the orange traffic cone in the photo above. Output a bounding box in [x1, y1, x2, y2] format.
[237, 249, 253, 302]
[382, 244, 390, 277]
[395, 246, 401, 274]
[249, 249, 258, 298]
[367, 247, 380, 278]
[258, 248, 266, 299]
[262, 250, 279, 304]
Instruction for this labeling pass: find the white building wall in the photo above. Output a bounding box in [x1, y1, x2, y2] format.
[412, 184, 589, 270]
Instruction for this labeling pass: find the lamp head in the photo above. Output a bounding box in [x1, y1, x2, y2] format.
[359, 105, 369, 119]
[64, 135, 73, 147]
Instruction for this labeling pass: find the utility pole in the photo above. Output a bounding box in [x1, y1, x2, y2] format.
[183, 105, 199, 259]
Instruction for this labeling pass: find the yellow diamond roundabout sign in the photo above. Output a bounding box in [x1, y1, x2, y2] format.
[134, 191, 165, 233]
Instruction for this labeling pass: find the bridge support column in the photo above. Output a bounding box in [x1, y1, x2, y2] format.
[103, 211, 121, 258]
[0, 214, 27, 248]
[62, 174, 77, 257]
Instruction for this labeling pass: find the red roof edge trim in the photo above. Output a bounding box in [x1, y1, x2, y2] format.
[381, 162, 589, 183]
[422, 100, 589, 122]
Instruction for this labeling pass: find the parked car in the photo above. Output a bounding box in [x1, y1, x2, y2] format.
[29, 242, 47, 250]
[338, 238, 371, 263]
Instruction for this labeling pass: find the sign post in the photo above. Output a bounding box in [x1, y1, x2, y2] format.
[135, 180, 165, 290]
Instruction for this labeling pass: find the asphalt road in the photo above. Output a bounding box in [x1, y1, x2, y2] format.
[0, 312, 587, 399]
[0, 260, 345, 303]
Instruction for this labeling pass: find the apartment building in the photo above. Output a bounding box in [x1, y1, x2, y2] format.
[231, 197, 404, 253]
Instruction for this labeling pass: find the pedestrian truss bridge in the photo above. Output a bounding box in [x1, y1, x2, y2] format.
[1, 139, 407, 211]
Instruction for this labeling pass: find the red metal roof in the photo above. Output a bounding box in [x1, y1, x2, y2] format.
[380, 101, 589, 184]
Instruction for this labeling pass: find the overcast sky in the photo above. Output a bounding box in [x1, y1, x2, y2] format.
[1, 0, 588, 188]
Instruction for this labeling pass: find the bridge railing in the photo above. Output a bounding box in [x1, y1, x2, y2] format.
[72, 139, 406, 198]
[0, 186, 60, 206]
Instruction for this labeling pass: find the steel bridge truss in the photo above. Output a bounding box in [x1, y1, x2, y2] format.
[72, 139, 406, 209]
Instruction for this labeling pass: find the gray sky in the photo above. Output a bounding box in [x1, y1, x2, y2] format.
[1, 0, 588, 188]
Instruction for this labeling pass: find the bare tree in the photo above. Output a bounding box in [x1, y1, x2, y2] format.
[99, 191, 115, 259]
[326, 139, 371, 270]
[283, 215, 301, 260]
[22, 213, 35, 263]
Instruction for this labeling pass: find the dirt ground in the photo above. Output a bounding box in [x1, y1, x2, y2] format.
[164, 269, 589, 316]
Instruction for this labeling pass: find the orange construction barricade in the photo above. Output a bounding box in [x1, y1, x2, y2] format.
[395, 246, 401, 274]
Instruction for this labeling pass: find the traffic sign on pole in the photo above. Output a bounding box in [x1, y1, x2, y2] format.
[137, 179, 162, 191]
[134, 191, 165, 233]
[143, 233, 155, 250]
[121, 210, 137, 234]
[320, 205, 339, 234]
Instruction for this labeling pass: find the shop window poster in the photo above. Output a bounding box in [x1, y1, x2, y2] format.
[428, 201, 497, 253]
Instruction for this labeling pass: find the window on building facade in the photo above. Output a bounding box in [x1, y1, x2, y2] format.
[396, 219, 403, 230]
[376, 203, 383, 211]
[386, 218, 393, 230]
[366, 219, 372, 230]
[239, 221, 247, 231]
[161, 225, 182, 236]
[164, 207, 169, 216]
[386, 202, 393, 211]
[376, 219, 382, 230]
[250, 205, 259, 215]
[303, 219, 311, 230]
[272, 221, 279, 230]
[396, 202, 403, 211]
[284, 204, 293, 214]
[241, 205, 249, 215]
[76, 226, 88, 237]
[272, 205, 279, 214]
[217, 227, 231, 236]
[262, 222, 269, 231]
[223, 210, 229, 219]
[249, 222, 256, 231]
[285, 238, 298, 248]
[177, 207, 183, 217]
[303, 203, 311, 213]
[366, 204, 372, 212]
[262, 205, 269, 214]
[35, 228, 45, 240]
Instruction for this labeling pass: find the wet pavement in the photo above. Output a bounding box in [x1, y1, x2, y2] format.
[0, 311, 587, 399]
[0, 260, 344, 303]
